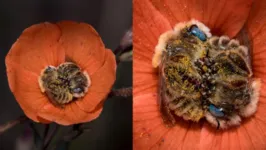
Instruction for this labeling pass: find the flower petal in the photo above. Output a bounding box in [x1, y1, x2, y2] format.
[36, 117, 51, 124]
[247, 3, 266, 145]
[133, 0, 171, 96]
[5, 62, 48, 122]
[200, 95, 266, 149]
[150, 0, 253, 37]
[76, 49, 116, 113]
[200, 124, 236, 150]
[133, 93, 201, 149]
[133, 58, 158, 96]
[38, 101, 102, 126]
[62, 103, 89, 125]
[238, 118, 266, 149]
[134, 0, 172, 47]
[247, 0, 266, 38]
[57, 21, 106, 74]
[200, 116, 266, 149]
[56, 106, 103, 126]
[5, 22, 65, 76]
[84, 107, 103, 121]
[37, 102, 65, 123]
[247, 0, 266, 83]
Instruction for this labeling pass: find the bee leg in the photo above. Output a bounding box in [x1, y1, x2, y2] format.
[216, 118, 220, 130]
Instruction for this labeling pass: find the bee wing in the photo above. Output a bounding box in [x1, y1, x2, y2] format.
[234, 27, 252, 67]
[158, 57, 177, 127]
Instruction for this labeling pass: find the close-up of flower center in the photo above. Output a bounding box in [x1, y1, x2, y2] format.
[39, 62, 90, 106]
[153, 20, 261, 129]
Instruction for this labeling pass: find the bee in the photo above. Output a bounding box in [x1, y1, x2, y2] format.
[39, 62, 90, 107]
[154, 20, 261, 129]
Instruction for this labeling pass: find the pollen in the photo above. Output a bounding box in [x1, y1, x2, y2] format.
[38, 62, 91, 106]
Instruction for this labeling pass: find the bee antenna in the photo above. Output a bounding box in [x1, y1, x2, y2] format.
[216, 118, 220, 130]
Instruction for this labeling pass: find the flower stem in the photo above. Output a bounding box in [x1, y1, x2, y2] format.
[109, 87, 132, 97]
[63, 124, 83, 142]
[44, 124, 59, 150]
[43, 124, 50, 139]
[29, 122, 42, 138]
[114, 27, 132, 63]
[0, 116, 28, 135]
[114, 27, 132, 55]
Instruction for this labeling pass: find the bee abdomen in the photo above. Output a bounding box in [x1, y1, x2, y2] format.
[208, 36, 240, 50]
[168, 97, 204, 122]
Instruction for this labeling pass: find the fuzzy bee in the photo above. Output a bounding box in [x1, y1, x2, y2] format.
[153, 20, 261, 129]
[39, 62, 90, 107]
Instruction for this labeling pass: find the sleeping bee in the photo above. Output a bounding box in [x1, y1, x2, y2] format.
[154, 20, 261, 129]
[39, 62, 90, 107]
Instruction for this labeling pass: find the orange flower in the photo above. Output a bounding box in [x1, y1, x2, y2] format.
[5, 21, 116, 125]
[134, 0, 266, 149]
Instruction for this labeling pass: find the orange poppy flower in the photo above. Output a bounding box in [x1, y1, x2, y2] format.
[134, 0, 266, 149]
[5, 21, 116, 125]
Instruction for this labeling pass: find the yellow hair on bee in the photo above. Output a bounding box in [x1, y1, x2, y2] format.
[38, 66, 57, 93]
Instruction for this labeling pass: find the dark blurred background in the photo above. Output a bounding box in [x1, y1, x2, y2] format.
[0, 0, 132, 150]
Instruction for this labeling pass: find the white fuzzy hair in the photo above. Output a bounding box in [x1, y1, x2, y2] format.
[240, 79, 261, 117]
[205, 112, 242, 129]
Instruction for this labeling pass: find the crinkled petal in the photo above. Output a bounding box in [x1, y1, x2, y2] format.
[62, 102, 90, 125]
[5, 62, 48, 122]
[56, 106, 103, 126]
[37, 102, 65, 123]
[5, 22, 65, 77]
[57, 21, 106, 74]
[150, 0, 253, 37]
[5, 22, 65, 123]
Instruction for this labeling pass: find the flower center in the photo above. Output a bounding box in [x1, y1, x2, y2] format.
[155, 20, 260, 129]
[38, 62, 90, 106]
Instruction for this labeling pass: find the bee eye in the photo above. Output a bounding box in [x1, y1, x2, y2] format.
[44, 66, 56, 73]
[73, 87, 82, 93]
[209, 104, 225, 117]
[189, 25, 207, 41]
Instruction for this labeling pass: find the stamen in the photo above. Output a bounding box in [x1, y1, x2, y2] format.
[38, 62, 90, 106]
